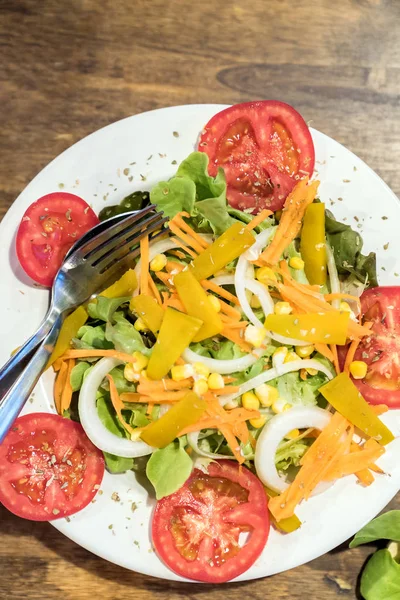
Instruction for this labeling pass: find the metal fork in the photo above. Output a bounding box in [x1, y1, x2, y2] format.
[0, 205, 167, 441]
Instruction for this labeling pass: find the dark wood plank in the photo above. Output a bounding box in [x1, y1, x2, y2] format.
[0, 0, 399, 598]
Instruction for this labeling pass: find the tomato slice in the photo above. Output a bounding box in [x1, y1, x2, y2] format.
[199, 101, 315, 213]
[16, 192, 99, 286]
[0, 413, 104, 521]
[339, 287, 400, 407]
[151, 461, 270, 583]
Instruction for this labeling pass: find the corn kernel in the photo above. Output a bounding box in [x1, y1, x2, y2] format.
[150, 253, 167, 272]
[274, 301, 292, 315]
[134, 317, 148, 332]
[124, 363, 140, 382]
[295, 344, 315, 358]
[256, 266, 277, 284]
[171, 364, 194, 381]
[249, 416, 267, 429]
[349, 360, 368, 379]
[241, 391, 260, 411]
[284, 350, 299, 364]
[208, 373, 224, 390]
[250, 294, 262, 309]
[208, 294, 221, 313]
[193, 362, 210, 379]
[289, 256, 305, 270]
[340, 301, 351, 312]
[285, 428, 300, 440]
[272, 346, 288, 368]
[193, 379, 209, 396]
[255, 383, 279, 407]
[272, 398, 291, 414]
[306, 367, 318, 376]
[244, 324, 266, 348]
[131, 351, 149, 373]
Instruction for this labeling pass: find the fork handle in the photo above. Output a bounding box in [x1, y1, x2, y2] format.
[0, 305, 60, 400]
[0, 315, 63, 443]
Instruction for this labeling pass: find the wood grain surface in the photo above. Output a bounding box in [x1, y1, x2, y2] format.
[0, 0, 399, 598]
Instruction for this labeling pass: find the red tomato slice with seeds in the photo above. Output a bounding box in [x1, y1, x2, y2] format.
[199, 101, 315, 213]
[339, 287, 400, 407]
[16, 192, 99, 286]
[0, 413, 104, 521]
[152, 461, 270, 583]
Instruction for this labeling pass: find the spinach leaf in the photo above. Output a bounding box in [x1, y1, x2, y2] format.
[350, 511, 400, 548]
[360, 549, 400, 600]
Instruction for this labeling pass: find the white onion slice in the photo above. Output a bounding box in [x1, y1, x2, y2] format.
[79, 357, 154, 457]
[243, 227, 276, 261]
[220, 358, 334, 405]
[187, 432, 231, 460]
[254, 406, 332, 492]
[182, 346, 263, 375]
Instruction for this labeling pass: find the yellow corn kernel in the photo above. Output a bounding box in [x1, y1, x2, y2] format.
[241, 391, 260, 411]
[272, 346, 288, 368]
[207, 294, 221, 313]
[250, 294, 262, 309]
[295, 344, 315, 358]
[255, 383, 279, 407]
[285, 428, 300, 440]
[193, 362, 210, 379]
[150, 253, 167, 272]
[250, 416, 267, 429]
[274, 301, 292, 315]
[306, 367, 318, 376]
[349, 360, 368, 379]
[256, 266, 277, 284]
[272, 398, 291, 414]
[193, 379, 209, 396]
[208, 373, 224, 390]
[284, 350, 299, 364]
[134, 317, 148, 332]
[124, 363, 140, 382]
[340, 301, 351, 312]
[244, 324, 266, 348]
[132, 351, 149, 373]
[289, 256, 305, 270]
[171, 364, 194, 381]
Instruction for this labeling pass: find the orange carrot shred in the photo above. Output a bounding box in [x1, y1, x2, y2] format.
[60, 359, 75, 413]
[54, 361, 68, 415]
[148, 273, 162, 305]
[245, 209, 273, 231]
[107, 374, 136, 435]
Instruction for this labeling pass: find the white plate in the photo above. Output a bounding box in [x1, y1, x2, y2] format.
[1, 104, 400, 582]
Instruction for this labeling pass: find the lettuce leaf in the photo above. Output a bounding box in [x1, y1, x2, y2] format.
[87, 296, 130, 322]
[74, 324, 113, 350]
[103, 452, 134, 474]
[105, 312, 151, 356]
[146, 440, 193, 500]
[275, 438, 311, 472]
[151, 152, 236, 235]
[228, 207, 274, 232]
[70, 361, 91, 392]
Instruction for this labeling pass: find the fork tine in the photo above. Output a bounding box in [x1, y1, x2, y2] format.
[96, 215, 169, 273]
[79, 205, 156, 260]
[87, 211, 166, 266]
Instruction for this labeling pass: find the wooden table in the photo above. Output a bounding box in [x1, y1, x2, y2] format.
[1, 1, 399, 598]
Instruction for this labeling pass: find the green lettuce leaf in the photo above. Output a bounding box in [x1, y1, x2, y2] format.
[103, 452, 134, 474]
[360, 549, 400, 600]
[75, 324, 113, 350]
[146, 440, 193, 500]
[99, 365, 136, 395]
[70, 361, 91, 392]
[97, 396, 125, 437]
[275, 438, 311, 472]
[151, 151, 237, 235]
[228, 207, 274, 232]
[87, 296, 130, 322]
[350, 511, 400, 548]
[105, 312, 151, 356]
[325, 209, 378, 287]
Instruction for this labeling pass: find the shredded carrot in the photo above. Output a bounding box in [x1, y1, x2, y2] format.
[52, 358, 64, 372]
[314, 343, 334, 362]
[260, 178, 319, 265]
[60, 349, 137, 363]
[155, 270, 174, 289]
[172, 213, 210, 249]
[140, 235, 149, 295]
[245, 209, 273, 231]
[173, 238, 197, 259]
[137, 389, 189, 402]
[162, 292, 185, 312]
[175, 356, 185, 365]
[371, 404, 389, 416]
[222, 326, 252, 352]
[209, 386, 240, 395]
[54, 361, 68, 415]
[329, 344, 340, 375]
[343, 338, 361, 374]
[356, 469, 375, 486]
[107, 374, 136, 435]
[201, 280, 241, 306]
[165, 260, 185, 273]
[138, 378, 193, 391]
[169, 221, 204, 253]
[60, 359, 75, 413]
[219, 315, 247, 328]
[323, 439, 385, 482]
[218, 299, 242, 320]
[168, 250, 187, 260]
[324, 293, 361, 308]
[146, 402, 154, 416]
[120, 392, 141, 403]
[148, 273, 162, 305]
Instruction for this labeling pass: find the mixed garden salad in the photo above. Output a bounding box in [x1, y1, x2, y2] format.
[0, 101, 399, 586]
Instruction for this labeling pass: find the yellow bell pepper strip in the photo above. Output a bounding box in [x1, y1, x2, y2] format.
[190, 222, 255, 281]
[141, 391, 207, 448]
[147, 308, 203, 380]
[130, 294, 164, 333]
[265, 487, 302, 533]
[264, 311, 350, 345]
[300, 202, 327, 285]
[174, 269, 223, 342]
[47, 306, 88, 368]
[101, 268, 137, 298]
[319, 373, 395, 446]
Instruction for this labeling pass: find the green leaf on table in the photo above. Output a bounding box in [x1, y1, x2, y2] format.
[360, 549, 400, 600]
[146, 441, 193, 500]
[350, 511, 400, 548]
